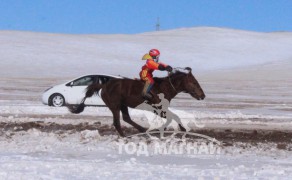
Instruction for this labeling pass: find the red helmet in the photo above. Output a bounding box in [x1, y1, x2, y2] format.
[149, 49, 160, 57]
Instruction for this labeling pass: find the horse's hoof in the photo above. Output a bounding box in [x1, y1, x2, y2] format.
[179, 125, 186, 132]
[139, 128, 147, 133]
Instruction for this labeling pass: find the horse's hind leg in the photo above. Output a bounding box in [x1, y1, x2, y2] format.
[111, 108, 125, 137]
[121, 105, 146, 133]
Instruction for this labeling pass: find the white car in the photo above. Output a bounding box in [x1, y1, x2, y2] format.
[42, 74, 123, 107]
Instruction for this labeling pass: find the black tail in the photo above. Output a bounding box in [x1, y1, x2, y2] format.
[67, 83, 103, 114]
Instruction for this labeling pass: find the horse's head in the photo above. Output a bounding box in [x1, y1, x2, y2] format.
[180, 67, 205, 100]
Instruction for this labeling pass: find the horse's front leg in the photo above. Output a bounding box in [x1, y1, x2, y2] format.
[167, 109, 187, 132]
[158, 116, 172, 139]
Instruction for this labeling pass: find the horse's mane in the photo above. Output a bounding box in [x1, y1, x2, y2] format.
[153, 70, 188, 84]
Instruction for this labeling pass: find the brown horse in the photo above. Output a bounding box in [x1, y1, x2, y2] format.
[68, 67, 205, 137]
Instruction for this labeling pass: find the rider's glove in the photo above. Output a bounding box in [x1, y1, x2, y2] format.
[166, 66, 173, 72]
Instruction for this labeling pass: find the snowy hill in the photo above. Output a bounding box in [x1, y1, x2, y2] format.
[0, 27, 291, 78]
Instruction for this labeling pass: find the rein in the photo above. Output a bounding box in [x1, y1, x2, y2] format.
[168, 75, 177, 93]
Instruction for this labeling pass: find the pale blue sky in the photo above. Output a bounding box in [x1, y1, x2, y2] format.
[0, 0, 291, 34]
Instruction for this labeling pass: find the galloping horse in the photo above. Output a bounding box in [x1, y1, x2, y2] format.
[68, 67, 205, 137]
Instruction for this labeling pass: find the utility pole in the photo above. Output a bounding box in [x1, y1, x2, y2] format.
[156, 17, 160, 31]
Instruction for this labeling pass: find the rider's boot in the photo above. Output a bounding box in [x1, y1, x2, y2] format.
[142, 81, 161, 104]
[142, 92, 153, 100]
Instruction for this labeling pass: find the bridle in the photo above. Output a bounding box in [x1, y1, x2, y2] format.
[167, 67, 189, 93]
[168, 75, 177, 93]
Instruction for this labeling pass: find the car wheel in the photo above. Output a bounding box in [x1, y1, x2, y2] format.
[49, 93, 65, 107]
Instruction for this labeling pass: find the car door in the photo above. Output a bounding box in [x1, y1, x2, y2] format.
[64, 75, 96, 105]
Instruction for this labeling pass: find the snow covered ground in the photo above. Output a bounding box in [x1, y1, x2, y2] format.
[0, 27, 292, 179]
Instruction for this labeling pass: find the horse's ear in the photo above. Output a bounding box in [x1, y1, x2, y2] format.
[185, 67, 192, 73]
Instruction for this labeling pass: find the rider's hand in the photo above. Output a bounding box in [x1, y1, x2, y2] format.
[166, 66, 173, 72]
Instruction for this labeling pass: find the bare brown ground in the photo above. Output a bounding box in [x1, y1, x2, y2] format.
[0, 121, 291, 150]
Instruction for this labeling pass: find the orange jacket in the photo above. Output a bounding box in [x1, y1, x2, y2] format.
[140, 59, 167, 78]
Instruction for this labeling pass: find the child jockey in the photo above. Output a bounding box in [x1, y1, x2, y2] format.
[139, 49, 173, 100]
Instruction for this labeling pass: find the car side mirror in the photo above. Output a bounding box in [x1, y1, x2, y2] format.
[66, 82, 74, 87]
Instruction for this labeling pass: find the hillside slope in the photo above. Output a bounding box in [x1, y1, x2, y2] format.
[0, 27, 291, 78]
